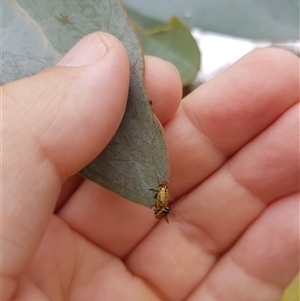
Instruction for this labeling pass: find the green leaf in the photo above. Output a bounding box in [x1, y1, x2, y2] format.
[3, 0, 169, 208]
[128, 9, 200, 85]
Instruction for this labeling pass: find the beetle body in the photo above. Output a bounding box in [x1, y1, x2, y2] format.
[153, 184, 170, 222]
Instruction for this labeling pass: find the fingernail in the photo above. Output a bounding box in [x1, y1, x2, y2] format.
[57, 34, 107, 67]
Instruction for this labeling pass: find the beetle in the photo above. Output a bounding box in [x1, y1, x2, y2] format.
[152, 184, 170, 223]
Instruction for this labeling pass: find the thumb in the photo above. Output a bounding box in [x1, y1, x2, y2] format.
[4, 32, 129, 179]
[2, 32, 129, 290]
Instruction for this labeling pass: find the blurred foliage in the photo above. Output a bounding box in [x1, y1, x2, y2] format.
[128, 9, 200, 85]
[124, 0, 299, 40]
[280, 274, 299, 301]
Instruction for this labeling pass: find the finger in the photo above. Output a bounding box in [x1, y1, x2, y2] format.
[174, 103, 299, 251]
[124, 50, 299, 300]
[187, 193, 299, 301]
[144, 56, 182, 124]
[3, 32, 129, 298]
[57, 57, 182, 257]
[165, 48, 299, 197]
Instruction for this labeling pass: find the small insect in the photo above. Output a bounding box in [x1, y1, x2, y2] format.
[152, 184, 170, 223]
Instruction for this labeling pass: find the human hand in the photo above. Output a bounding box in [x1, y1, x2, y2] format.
[3, 31, 299, 301]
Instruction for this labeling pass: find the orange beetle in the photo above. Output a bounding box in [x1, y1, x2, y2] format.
[153, 184, 170, 223]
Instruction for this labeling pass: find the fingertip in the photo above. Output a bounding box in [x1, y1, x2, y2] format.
[144, 56, 182, 124]
[57, 31, 130, 69]
[243, 47, 299, 69]
[237, 47, 299, 91]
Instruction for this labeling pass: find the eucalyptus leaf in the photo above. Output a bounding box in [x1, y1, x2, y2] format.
[2, 0, 169, 208]
[128, 10, 200, 85]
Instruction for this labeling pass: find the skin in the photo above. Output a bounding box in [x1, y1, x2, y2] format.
[2, 32, 299, 301]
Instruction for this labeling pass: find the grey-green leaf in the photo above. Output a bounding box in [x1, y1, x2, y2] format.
[3, 0, 169, 208]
